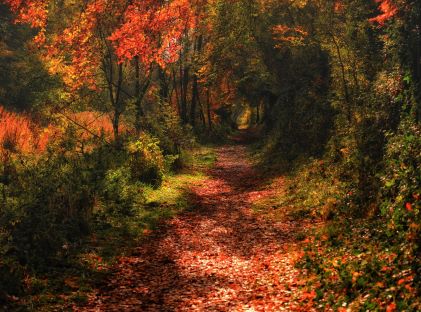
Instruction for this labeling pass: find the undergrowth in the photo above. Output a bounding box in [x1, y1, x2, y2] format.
[252, 120, 420, 311]
[0, 137, 215, 310]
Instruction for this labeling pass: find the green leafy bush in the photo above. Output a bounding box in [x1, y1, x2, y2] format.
[101, 166, 143, 216]
[1, 154, 94, 263]
[0, 145, 97, 301]
[0, 128, 173, 300]
[380, 115, 420, 287]
[142, 101, 195, 156]
[127, 133, 165, 188]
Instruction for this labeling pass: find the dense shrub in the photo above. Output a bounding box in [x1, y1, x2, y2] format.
[127, 133, 165, 188]
[0, 148, 95, 300]
[100, 167, 136, 216]
[380, 114, 420, 265]
[143, 101, 195, 155]
[0, 126, 176, 300]
[261, 45, 334, 161]
[1, 155, 93, 259]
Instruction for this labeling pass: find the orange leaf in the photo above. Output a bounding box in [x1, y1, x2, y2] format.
[143, 229, 152, 235]
[386, 302, 396, 312]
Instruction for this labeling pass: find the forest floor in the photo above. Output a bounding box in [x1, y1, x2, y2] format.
[73, 139, 319, 311]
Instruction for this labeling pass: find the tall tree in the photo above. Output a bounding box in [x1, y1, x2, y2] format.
[3, 0, 194, 139]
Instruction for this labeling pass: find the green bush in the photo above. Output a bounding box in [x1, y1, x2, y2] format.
[142, 101, 195, 156]
[127, 133, 165, 188]
[1, 153, 94, 264]
[0, 119, 188, 302]
[380, 114, 420, 254]
[0, 233, 24, 299]
[0, 144, 98, 301]
[101, 166, 144, 216]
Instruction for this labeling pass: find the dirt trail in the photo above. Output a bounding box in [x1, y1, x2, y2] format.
[78, 144, 313, 311]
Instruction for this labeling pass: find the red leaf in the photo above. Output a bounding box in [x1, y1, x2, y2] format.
[386, 302, 396, 312]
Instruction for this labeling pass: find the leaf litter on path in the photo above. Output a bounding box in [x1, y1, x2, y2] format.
[76, 145, 316, 311]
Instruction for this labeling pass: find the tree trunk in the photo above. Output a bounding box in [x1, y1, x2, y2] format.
[172, 69, 181, 115]
[190, 76, 198, 127]
[159, 66, 169, 101]
[134, 58, 151, 134]
[256, 102, 260, 124]
[190, 35, 203, 127]
[113, 63, 124, 145]
[207, 88, 212, 130]
[134, 57, 142, 134]
[331, 33, 351, 123]
[181, 65, 189, 123]
[113, 111, 120, 143]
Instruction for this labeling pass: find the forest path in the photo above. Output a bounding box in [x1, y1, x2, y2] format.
[78, 142, 314, 311]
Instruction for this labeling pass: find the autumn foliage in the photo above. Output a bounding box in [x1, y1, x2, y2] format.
[2, 0, 195, 90]
[109, 0, 194, 67]
[3, 0, 48, 28]
[369, 0, 398, 25]
[0, 106, 51, 154]
[72, 111, 118, 139]
[0, 106, 121, 156]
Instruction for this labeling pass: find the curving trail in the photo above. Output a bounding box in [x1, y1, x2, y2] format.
[78, 144, 315, 311]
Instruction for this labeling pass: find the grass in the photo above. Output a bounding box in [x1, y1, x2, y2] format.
[15, 146, 216, 311]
